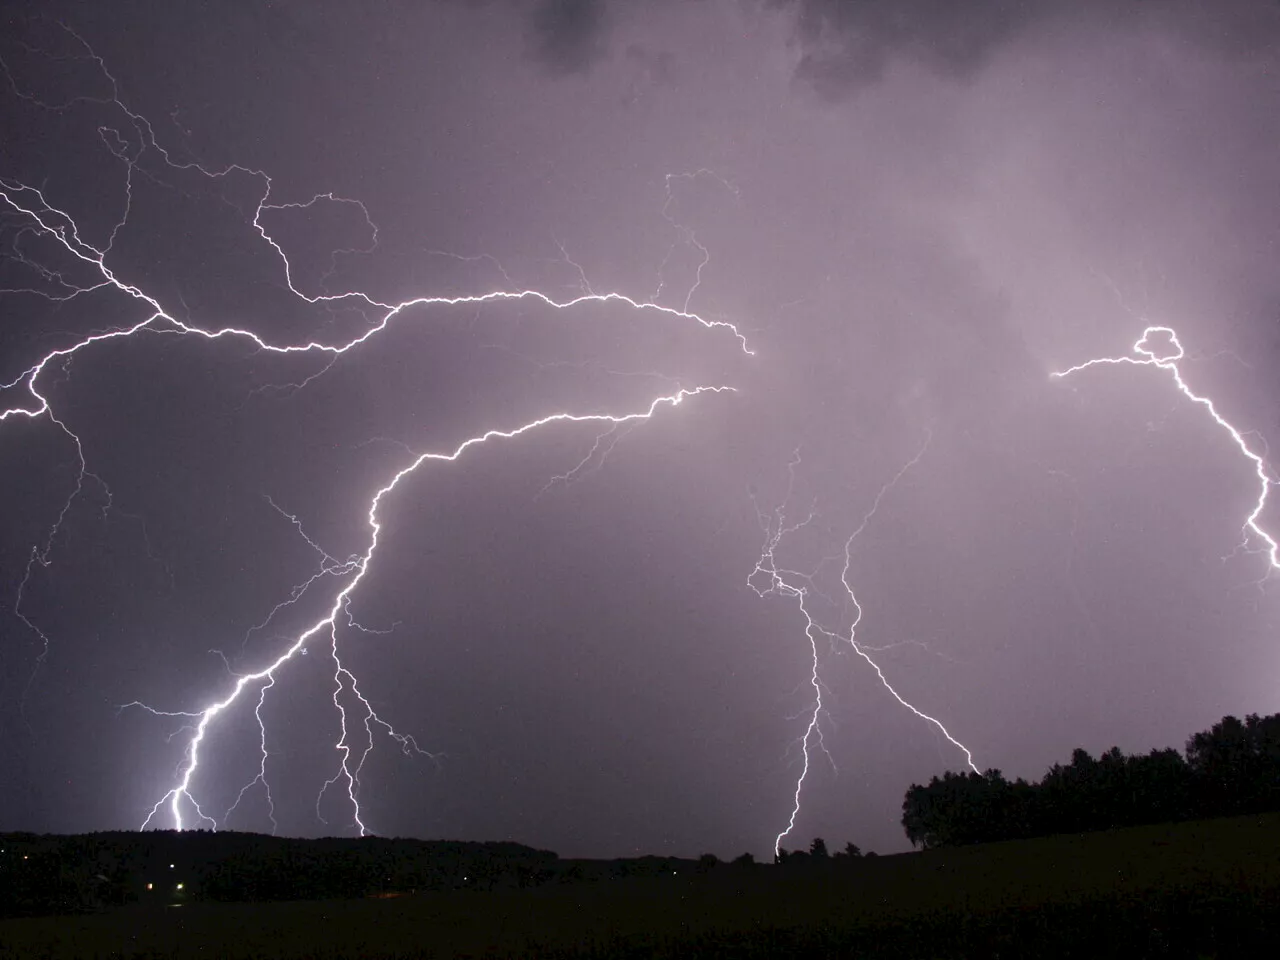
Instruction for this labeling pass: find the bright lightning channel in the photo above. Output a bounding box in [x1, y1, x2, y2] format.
[132, 389, 732, 833]
[0, 28, 747, 836]
[1053, 325, 1278, 572]
[750, 434, 978, 856]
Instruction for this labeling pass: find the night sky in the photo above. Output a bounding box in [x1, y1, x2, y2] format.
[3, 0, 1280, 861]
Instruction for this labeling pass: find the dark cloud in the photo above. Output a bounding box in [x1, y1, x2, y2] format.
[526, 0, 609, 75]
[776, 0, 1280, 99]
[506, 0, 1280, 94]
[785, 0, 1035, 97]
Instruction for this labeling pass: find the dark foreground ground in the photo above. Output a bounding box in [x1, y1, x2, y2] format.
[4, 813, 1280, 959]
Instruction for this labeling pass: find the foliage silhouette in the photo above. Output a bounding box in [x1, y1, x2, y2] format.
[902, 712, 1280, 848]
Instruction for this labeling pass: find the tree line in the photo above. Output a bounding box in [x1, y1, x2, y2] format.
[1, 829, 723, 917]
[773, 837, 876, 865]
[901, 712, 1280, 848]
[0, 831, 563, 916]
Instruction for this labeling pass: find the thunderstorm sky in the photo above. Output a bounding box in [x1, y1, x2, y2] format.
[2, 0, 1280, 860]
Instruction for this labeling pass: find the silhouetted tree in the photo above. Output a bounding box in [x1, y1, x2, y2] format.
[775, 846, 810, 867]
[809, 837, 829, 859]
[1187, 713, 1280, 815]
[902, 769, 1019, 848]
[902, 712, 1280, 849]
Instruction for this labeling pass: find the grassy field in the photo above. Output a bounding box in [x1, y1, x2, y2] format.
[4, 813, 1279, 958]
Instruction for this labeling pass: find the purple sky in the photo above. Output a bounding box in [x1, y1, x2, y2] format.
[2, 1, 1279, 860]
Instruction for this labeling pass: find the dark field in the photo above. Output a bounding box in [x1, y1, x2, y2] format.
[4, 813, 1280, 959]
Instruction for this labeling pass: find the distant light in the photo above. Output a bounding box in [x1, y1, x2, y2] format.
[23, 855, 28, 860]
[169, 863, 175, 869]
[146, 882, 153, 890]
[176, 882, 184, 890]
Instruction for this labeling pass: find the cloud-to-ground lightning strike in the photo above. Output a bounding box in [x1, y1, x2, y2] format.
[1053, 326, 1279, 574]
[1, 28, 746, 836]
[750, 435, 978, 856]
[132, 388, 731, 833]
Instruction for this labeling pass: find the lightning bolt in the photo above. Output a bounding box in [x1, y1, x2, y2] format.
[653, 168, 739, 313]
[224, 676, 278, 834]
[750, 433, 978, 856]
[2, 25, 746, 836]
[1053, 325, 1278, 574]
